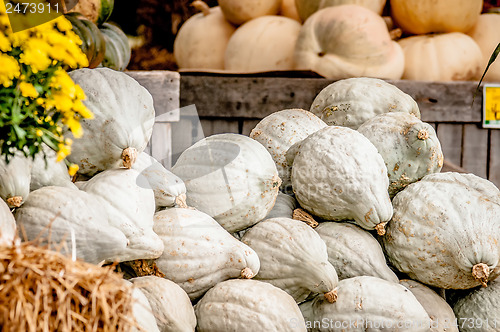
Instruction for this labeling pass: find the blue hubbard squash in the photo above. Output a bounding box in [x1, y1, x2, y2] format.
[99, 23, 131, 71]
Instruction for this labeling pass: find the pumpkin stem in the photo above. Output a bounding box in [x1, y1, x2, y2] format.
[192, 0, 211, 16]
[292, 208, 318, 228]
[121, 147, 138, 169]
[324, 289, 338, 303]
[417, 129, 429, 140]
[375, 222, 387, 236]
[472, 263, 490, 287]
[6, 196, 22, 208]
[240, 267, 254, 279]
[389, 28, 402, 40]
[175, 194, 189, 209]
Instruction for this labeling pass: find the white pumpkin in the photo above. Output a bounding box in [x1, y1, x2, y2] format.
[122, 280, 161, 332]
[218, 0, 281, 25]
[452, 277, 500, 332]
[250, 109, 327, 193]
[381, 172, 500, 289]
[300, 276, 430, 332]
[30, 145, 76, 191]
[67, 68, 155, 175]
[78, 169, 164, 262]
[289, 126, 393, 235]
[467, 13, 500, 82]
[316, 222, 399, 282]
[400, 279, 459, 332]
[242, 217, 338, 303]
[14, 186, 128, 264]
[265, 192, 297, 220]
[310, 77, 420, 129]
[295, 0, 386, 22]
[357, 112, 444, 197]
[171, 133, 280, 233]
[173, 2, 236, 70]
[195, 279, 307, 332]
[153, 208, 260, 300]
[130, 276, 196, 332]
[0, 154, 31, 208]
[294, 5, 404, 80]
[224, 15, 302, 72]
[0, 199, 16, 246]
[132, 152, 187, 209]
[280, 0, 300, 21]
[398, 33, 483, 82]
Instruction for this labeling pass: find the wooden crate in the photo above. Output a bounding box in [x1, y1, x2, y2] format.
[179, 74, 500, 187]
[126, 71, 180, 168]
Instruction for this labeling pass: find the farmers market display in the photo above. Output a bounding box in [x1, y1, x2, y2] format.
[2, 0, 500, 331]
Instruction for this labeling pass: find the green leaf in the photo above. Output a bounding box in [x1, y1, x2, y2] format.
[473, 43, 500, 106]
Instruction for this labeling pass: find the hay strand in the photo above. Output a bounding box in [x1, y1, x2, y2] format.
[0, 241, 136, 332]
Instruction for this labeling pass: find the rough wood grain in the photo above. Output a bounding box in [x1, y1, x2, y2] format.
[126, 70, 180, 121]
[200, 119, 239, 137]
[242, 119, 261, 136]
[179, 75, 483, 122]
[489, 130, 500, 188]
[461, 124, 489, 178]
[437, 124, 463, 167]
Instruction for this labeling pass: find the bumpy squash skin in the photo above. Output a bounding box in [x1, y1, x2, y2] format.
[241, 217, 338, 303]
[294, 5, 404, 80]
[400, 279, 459, 332]
[300, 276, 430, 332]
[316, 222, 399, 282]
[224, 15, 302, 72]
[452, 278, 500, 332]
[357, 112, 444, 197]
[0, 199, 16, 246]
[130, 276, 197, 332]
[153, 208, 260, 301]
[67, 68, 155, 176]
[78, 169, 163, 262]
[398, 33, 483, 82]
[195, 279, 306, 332]
[310, 77, 420, 130]
[124, 280, 161, 332]
[99, 23, 131, 71]
[390, 0, 483, 34]
[14, 186, 128, 264]
[295, 0, 386, 22]
[171, 133, 280, 233]
[174, 6, 236, 70]
[0, 155, 31, 208]
[290, 126, 393, 233]
[250, 109, 327, 193]
[382, 173, 500, 289]
[30, 146, 76, 191]
[132, 152, 186, 210]
[265, 192, 297, 219]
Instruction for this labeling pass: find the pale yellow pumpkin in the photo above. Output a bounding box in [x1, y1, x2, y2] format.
[467, 13, 500, 82]
[225, 15, 301, 72]
[390, 0, 483, 34]
[280, 0, 300, 21]
[398, 32, 483, 82]
[219, 0, 281, 25]
[173, 2, 236, 70]
[294, 5, 404, 80]
[295, 0, 386, 22]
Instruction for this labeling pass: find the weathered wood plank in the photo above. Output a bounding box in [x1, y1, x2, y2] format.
[179, 74, 482, 122]
[126, 70, 180, 121]
[489, 130, 500, 187]
[200, 119, 239, 137]
[241, 119, 261, 136]
[442, 159, 467, 173]
[461, 124, 489, 178]
[437, 124, 463, 166]
[149, 123, 172, 168]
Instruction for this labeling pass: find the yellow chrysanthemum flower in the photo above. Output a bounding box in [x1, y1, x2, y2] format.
[0, 32, 11, 52]
[19, 82, 39, 98]
[73, 99, 93, 119]
[56, 143, 71, 162]
[64, 117, 83, 138]
[36, 129, 43, 137]
[68, 163, 79, 176]
[0, 53, 20, 87]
